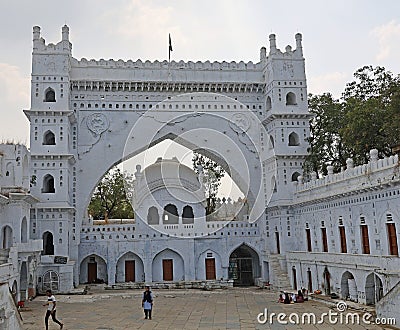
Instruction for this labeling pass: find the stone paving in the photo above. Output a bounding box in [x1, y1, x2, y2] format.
[20, 287, 393, 330]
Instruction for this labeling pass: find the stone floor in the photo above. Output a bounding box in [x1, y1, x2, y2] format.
[20, 287, 394, 330]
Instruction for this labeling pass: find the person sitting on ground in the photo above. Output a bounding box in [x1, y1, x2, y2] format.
[296, 290, 304, 303]
[283, 292, 290, 304]
[291, 292, 297, 303]
[278, 294, 284, 303]
[302, 288, 309, 301]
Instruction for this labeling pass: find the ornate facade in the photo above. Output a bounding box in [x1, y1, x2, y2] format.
[1, 25, 398, 323]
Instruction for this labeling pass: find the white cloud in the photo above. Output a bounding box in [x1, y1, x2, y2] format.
[308, 71, 348, 98]
[371, 20, 400, 62]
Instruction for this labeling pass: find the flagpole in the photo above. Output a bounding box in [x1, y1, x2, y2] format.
[168, 33, 173, 80]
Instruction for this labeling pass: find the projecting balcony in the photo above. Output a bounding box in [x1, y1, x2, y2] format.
[15, 239, 43, 254]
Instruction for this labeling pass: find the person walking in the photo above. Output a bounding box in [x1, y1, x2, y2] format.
[43, 289, 64, 329]
[142, 285, 153, 320]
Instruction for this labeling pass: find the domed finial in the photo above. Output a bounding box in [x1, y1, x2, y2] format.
[269, 34, 277, 53]
[62, 25, 69, 41]
[260, 47, 266, 60]
[295, 33, 303, 56]
[33, 26, 41, 40]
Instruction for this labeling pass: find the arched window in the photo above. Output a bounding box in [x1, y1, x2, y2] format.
[163, 204, 179, 224]
[286, 92, 296, 105]
[42, 270, 59, 292]
[44, 88, 56, 102]
[42, 174, 55, 193]
[21, 217, 28, 243]
[43, 130, 56, 145]
[42, 231, 54, 255]
[5, 162, 13, 177]
[291, 172, 301, 182]
[1, 225, 13, 249]
[182, 205, 194, 224]
[266, 96, 272, 110]
[288, 132, 300, 146]
[147, 206, 159, 225]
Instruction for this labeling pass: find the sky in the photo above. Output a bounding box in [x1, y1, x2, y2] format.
[1, 1, 400, 148]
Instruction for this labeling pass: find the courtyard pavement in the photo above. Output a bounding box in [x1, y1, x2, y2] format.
[20, 287, 393, 330]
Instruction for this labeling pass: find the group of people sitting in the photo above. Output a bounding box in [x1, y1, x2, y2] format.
[278, 288, 308, 304]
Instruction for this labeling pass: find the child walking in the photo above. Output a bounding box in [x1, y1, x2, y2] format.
[142, 285, 153, 320]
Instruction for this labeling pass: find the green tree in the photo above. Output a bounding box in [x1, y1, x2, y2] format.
[304, 66, 400, 176]
[192, 152, 225, 215]
[304, 93, 349, 177]
[341, 66, 400, 163]
[88, 167, 134, 220]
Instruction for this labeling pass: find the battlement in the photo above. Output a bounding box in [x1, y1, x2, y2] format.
[295, 149, 400, 202]
[32, 25, 71, 54]
[72, 57, 261, 71]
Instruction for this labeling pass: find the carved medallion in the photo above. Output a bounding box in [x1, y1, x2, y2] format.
[86, 113, 109, 136]
[230, 113, 250, 133]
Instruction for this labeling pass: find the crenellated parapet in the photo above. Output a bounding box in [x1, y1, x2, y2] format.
[295, 149, 400, 203]
[72, 58, 261, 71]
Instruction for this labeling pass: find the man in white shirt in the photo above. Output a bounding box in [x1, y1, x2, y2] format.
[43, 289, 64, 329]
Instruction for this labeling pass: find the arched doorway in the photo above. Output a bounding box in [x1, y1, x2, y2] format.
[228, 244, 260, 286]
[42, 231, 54, 255]
[163, 204, 179, 224]
[1, 225, 13, 249]
[365, 273, 383, 305]
[21, 217, 28, 243]
[79, 255, 108, 284]
[323, 267, 331, 295]
[152, 249, 184, 282]
[20, 261, 28, 301]
[341, 271, 357, 301]
[116, 252, 144, 283]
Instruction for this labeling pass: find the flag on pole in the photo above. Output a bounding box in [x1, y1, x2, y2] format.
[169, 33, 173, 62]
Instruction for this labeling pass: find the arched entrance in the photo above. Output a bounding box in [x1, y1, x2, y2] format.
[79, 254, 108, 284]
[341, 271, 357, 301]
[228, 244, 260, 286]
[42, 231, 54, 255]
[152, 248, 184, 282]
[20, 261, 28, 301]
[323, 267, 331, 295]
[1, 225, 13, 249]
[365, 273, 383, 305]
[116, 252, 144, 283]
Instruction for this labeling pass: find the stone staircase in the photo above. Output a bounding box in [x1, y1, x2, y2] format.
[269, 254, 292, 292]
[0, 249, 10, 264]
[375, 280, 400, 328]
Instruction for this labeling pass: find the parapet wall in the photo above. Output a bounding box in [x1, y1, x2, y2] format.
[295, 149, 399, 202]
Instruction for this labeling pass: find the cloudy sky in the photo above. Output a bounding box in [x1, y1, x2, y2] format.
[1, 0, 400, 144]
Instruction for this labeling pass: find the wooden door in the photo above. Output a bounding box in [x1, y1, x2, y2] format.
[306, 229, 312, 252]
[387, 223, 398, 256]
[88, 262, 97, 283]
[339, 226, 347, 253]
[125, 260, 135, 282]
[321, 228, 328, 252]
[162, 259, 173, 281]
[205, 258, 216, 280]
[361, 225, 370, 254]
